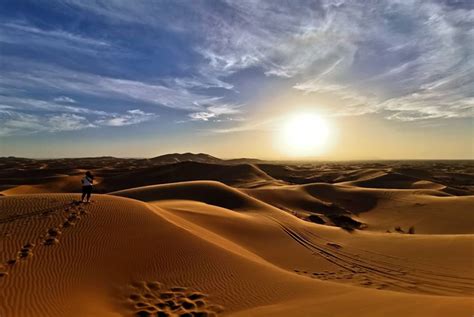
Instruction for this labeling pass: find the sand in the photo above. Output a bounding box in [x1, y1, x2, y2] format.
[1, 156, 473, 316]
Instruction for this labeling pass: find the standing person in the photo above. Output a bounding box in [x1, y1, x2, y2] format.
[81, 171, 94, 203]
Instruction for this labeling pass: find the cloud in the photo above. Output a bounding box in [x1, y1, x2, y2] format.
[0, 96, 109, 116]
[47, 114, 95, 132]
[188, 104, 241, 121]
[171, 76, 234, 91]
[53, 96, 76, 103]
[1, 60, 221, 112]
[95, 109, 157, 126]
[0, 22, 112, 57]
[0, 96, 158, 136]
[0, 110, 93, 135]
[188, 112, 215, 121]
[1, 22, 109, 47]
[0, 58, 243, 132]
[294, 82, 379, 116]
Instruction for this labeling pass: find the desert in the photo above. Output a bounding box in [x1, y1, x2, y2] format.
[1, 154, 473, 317]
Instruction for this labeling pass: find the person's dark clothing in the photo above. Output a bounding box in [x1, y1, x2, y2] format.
[81, 175, 94, 202]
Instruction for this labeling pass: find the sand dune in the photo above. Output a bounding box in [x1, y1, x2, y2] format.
[95, 162, 279, 193]
[1, 157, 473, 316]
[339, 170, 448, 190]
[112, 180, 272, 211]
[2, 192, 473, 317]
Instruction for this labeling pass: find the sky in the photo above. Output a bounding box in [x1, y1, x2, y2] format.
[0, 0, 473, 159]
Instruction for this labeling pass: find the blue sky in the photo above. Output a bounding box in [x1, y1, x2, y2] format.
[0, 0, 473, 158]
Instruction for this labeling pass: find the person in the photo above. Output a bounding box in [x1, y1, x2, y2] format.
[81, 171, 94, 203]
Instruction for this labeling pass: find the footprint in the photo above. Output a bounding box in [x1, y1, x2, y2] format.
[18, 248, 32, 259]
[187, 292, 206, 301]
[147, 281, 163, 290]
[124, 281, 224, 316]
[6, 259, 16, 265]
[143, 293, 156, 300]
[195, 300, 206, 308]
[181, 299, 196, 310]
[63, 220, 74, 228]
[129, 294, 141, 301]
[47, 228, 62, 237]
[159, 292, 174, 300]
[43, 237, 59, 245]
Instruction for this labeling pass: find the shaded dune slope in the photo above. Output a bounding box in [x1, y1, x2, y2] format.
[97, 162, 278, 193]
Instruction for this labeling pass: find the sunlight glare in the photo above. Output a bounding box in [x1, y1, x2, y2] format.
[278, 113, 331, 157]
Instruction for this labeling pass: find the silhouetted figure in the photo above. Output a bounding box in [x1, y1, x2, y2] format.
[81, 171, 94, 203]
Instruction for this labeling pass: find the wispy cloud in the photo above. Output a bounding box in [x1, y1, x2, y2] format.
[0, 96, 109, 116]
[95, 109, 156, 126]
[53, 96, 76, 103]
[48, 113, 96, 132]
[1, 60, 226, 112]
[0, 96, 158, 136]
[0, 110, 93, 135]
[1, 22, 110, 47]
[188, 104, 241, 121]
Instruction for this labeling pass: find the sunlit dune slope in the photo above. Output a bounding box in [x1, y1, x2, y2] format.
[240, 182, 474, 234]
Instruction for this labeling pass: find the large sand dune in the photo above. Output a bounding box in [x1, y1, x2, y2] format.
[1, 156, 473, 316]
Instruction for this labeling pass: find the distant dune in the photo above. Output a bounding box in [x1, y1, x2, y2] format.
[1, 155, 473, 316]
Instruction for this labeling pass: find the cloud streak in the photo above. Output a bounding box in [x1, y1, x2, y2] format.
[1, 59, 235, 112]
[1, 22, 110, 47]
[0, 96, 158, 136]
[188, 104, 242, 121]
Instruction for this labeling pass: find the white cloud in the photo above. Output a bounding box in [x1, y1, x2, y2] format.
[53, 96, 76, 103]
[188, 104, 241, 121]
[0, 110, 91, 135]
[172, 76, 233, 90]
[1, 22, 109, 47]
[47, 114, 95, 132]
[95, 109, 157, 126]
[1, 61, 220, 112]
[293, 82, 379, 116]
[188, 112, 216, 121]
[0, 102, 158, 136]
[0, 96, 109, 116]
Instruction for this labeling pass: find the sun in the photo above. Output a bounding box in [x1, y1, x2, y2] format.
[278, 113, 331, 157]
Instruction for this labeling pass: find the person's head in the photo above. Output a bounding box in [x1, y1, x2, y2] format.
[85, 171, 93, 179]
